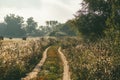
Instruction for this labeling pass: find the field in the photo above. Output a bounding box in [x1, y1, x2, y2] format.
[60, 37, 120, 80]
[0, 37, 120, 80]
[0, 37, 53, 80]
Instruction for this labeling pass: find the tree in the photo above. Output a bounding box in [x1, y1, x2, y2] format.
[26, 17, 38, 36]
[106, 0, 120, 35]
[105, 1, 120, 79]
[75, 13, 105, 40]
[46, 20, 58, 27]
[0, 22, 7, 36]
[58, 20, 78, 36]
[44, 20, 59, 36]
[74, 0, 119, 40]
[105, 0, 120, 48]
[4, 14, 26, 37]
[48, 21, 78, 37]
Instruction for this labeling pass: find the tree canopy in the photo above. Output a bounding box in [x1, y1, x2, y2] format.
[0, 14, 78, 38]
[74, 0, 120, 40]
[4, 14, 26, 37]
[25, 17, 38, 36]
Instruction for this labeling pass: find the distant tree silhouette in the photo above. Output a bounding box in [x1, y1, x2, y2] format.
[4, 14, 26, 37]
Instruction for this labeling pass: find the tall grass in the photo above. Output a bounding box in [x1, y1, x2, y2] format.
[60, 37, 120, 80]
[0, 38, 53, 80]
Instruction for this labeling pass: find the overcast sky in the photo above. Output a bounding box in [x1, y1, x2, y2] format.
[0, 0, 82, 25]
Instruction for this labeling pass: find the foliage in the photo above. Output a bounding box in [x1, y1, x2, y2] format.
[4, 14, 26, 37]
[48, 21, 78, 37]
[0, 13, 79, 38]
[60, 37, 120, 80]
[75, 13, 105, 40]
[60, 20, 78, 36]
[74, 0, 120, 40]
[0, 22, 7, 36]
[0, 38, 52, 80]
[105, 0, 120, 41]
[25, 17, 38, 36]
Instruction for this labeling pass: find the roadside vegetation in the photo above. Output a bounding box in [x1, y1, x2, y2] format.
[0, 38, 51, 80]
[60, 37, 120, 80]
[0, 0, 120, 80]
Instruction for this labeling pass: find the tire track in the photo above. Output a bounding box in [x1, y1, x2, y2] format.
[58, 47, 71, 80]
[21, 47, 50, 80]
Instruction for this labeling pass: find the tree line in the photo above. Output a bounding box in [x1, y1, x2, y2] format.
[1, 0, 119, 39]
[0, 14, 77, 38]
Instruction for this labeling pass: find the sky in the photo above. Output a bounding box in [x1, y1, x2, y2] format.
[0, 0, 82, 25]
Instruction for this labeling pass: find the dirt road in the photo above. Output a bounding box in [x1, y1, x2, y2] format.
[21, 46, 71, 80]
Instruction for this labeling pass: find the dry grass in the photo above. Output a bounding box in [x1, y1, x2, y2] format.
[0, 38, 53, 80]
[60, 37, 120, 80]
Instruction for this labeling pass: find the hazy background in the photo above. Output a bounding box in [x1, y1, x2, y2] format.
[0, 0, 82, 25]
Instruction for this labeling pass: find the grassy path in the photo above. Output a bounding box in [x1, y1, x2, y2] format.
[35, 46, 63, 80]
